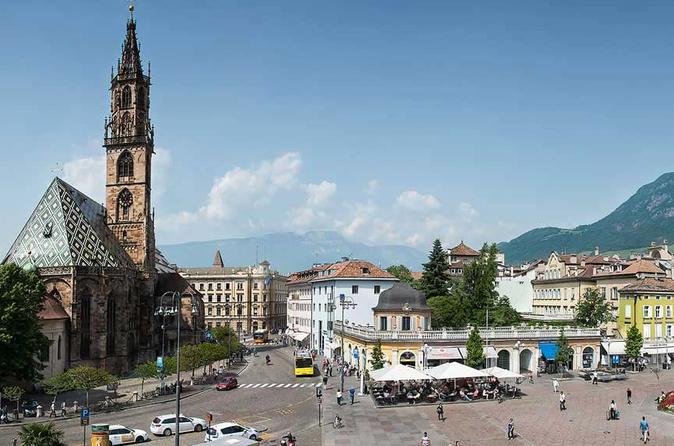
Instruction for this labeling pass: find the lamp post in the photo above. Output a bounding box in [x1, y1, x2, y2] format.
[155, 290, 199, 446]
[338, 294, 357, 393]
[153, 304, 170, 391]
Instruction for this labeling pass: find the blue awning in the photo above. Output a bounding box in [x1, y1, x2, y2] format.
[539, 342, 559, 360]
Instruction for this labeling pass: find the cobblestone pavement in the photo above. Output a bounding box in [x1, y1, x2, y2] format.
[322, 369, 674, 445]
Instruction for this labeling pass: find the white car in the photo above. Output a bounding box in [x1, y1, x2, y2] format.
[150, 414, 207, 436]
[204, 422, 260, 442]
[108, 424, 149, 444]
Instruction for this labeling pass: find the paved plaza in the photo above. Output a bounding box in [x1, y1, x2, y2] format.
[323, 369, 674, 445]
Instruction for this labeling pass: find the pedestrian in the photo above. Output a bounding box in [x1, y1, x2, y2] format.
[559, 391, 566, 411]
[349, 387, 356, 405]
[507, 418, 515, 440]
[627, 387, 632, 405]
[49, 401, 56, 418]
[336, 389, 343, 406]
[329, 365, 333, 377]
[420, 432, 430, 446]
[436, 402, 444, 421]
[60, 401, 66, 417]
[640, 416, 650, 443]
[592, 371, 598, 385]
[552, 379, 559, 393]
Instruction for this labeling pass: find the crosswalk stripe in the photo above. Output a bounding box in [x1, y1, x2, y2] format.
[259, 384, 269, 388]
[315, 383, 322, 387]
[292, 383, 300, 388]
[240, 384, 252, 388]
[267, 383, 279, 388]
[284, 383, 293, 388]
[252, 384, 262, 388]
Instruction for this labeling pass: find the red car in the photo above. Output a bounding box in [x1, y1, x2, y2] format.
[215, 377, 238, 391]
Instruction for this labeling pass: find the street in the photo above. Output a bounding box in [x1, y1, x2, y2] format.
[0, 344, 322, 445]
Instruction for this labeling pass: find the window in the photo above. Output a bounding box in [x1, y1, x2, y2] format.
[225, 283, 231, 290]
[236, 283, 243, 290]
[361, 267, 370, 274]
[352, 285, 359, 294]
[79, 288, 91, 358]
[643, 324, 651, 339]
[106, 297, 116, 354]
[199, 283, 204, 291]
[667, 324, 673, 337]
[117, 151, 134, 179]
[253, 294, 258, 302]
[625, 304, 632, 318]
[656, 305, 662, 318]
[374, 285, 381, 294]
[207, 307, 212, 316]
[216, 307, 221, 316]
[254, 283, 259, 290]
[402, 316, 411, 331]
[117, 189, 133, 221]
[216, 295, 221, 302]
[121, 86, 132, 108]
[208, 295, 212, 303]
[644, 305, 651, 318]
[668, 306, 672, 318]
[656, 324, 663, 338]
[207, 322, 213, 328]
[216, 283, 222, 291]
[57, 335, 61, 361]
[208, 283, 213, 291]
[379, 317, 387, 330]
[216, 322, 221, 327]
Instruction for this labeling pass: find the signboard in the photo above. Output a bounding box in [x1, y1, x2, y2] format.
[156, 356, 164, 370]
[80, 407, 90, 426]
[611, 355, 620, 365]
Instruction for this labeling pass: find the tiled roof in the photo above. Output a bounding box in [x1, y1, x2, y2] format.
[583, 255, 612, 265]
[410, 272, 423, 281]
[156, 272, 202, 297]
[311, 260, 395, 282]
[619, 277, 674, 293]
[620, 259, 664, 275]
[449, 262, 464, 269]
[3, 178, 134, 269]
[287, 265, 328, 285]
[38, 295, 69, 321]
[449, 241, 479, 257]
[178, 266, 245, 276]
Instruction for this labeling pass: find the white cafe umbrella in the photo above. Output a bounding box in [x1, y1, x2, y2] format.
[425, 361, 489, 380]
[370, 364, 434, 382]
[485, 366, 523, 380]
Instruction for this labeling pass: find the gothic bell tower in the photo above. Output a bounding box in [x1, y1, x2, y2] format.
[104, 10, 155, 274]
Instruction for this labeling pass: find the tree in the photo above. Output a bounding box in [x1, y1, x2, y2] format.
[2, 385, 25, 415]
[465, 327, 485, 369]
[490, 296, 522, 327]
[575, 288, 612, 327]
[456, 244, 500, 326]
[427, 295, 468, 329]
[625, 324, 644, 371]
[134, 362, 158, 397]
[0, 264, 50, 382]
[555, 329, 574, 377]
[19, 422, 66, 446]
[370, 339, 385, 370]
[386, 265, 416, 285]
[419, 239, 451, 299]
[43, 366, 117, 406]
[211, 325, 240, 355]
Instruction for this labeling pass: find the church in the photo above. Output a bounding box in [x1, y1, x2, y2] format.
[2, 11, 203, 377]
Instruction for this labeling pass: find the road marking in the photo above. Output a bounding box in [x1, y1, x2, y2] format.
[240, 384, 252, 388]
[259, 383, 269, 388]
[315, 383, 322, 387]
[292, 383, 300, 388]
[252, 384, 262, 388]
[283, 383, 293, 388]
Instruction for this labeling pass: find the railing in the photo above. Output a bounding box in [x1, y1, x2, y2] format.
[104, 134, 153, 146]
[521, 312, 575, 321]
[333, 321, 600, 342]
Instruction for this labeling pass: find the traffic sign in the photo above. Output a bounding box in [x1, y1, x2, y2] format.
[80, 407, 90, 426]
[156, 356, 164, 370]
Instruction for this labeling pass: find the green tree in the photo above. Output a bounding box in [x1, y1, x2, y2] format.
[134, 362, 159, 397]
[427, 295, 468, 329]
[19, 422, 66, 446]
[575, 288, 612, 327]
[43, 366, 117, 406]
[456, 244, 499, 326]
[2, 385, 25, 415]
[465, 327, 485, 369]
[625, 324, 644, 371]
[370, 339, 385, 370]
[555, 329, 574, 377]
[490, 296, 522, 326]
[211, 325, 240, 355]
[419, 239, 451, 298]
[0, 264, 50, 382]
[386, 265, 417, 285]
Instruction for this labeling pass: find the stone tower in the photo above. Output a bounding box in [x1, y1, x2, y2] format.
[104, 13, 155, 274]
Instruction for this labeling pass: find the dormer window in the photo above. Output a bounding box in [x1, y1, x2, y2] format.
[362, 267, 370, 274]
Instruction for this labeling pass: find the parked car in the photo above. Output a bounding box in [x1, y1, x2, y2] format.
[108, 424, 149, 445]
[21, 400, 40, 417]
[204, 422, 260, 442]
[150, 414, 207, 436]
[580, 370, 627, 382]
[215, 377, 238, 391]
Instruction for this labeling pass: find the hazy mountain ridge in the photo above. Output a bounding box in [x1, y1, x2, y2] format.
[498, 173, 674, 264]
[158, 231, 427, 274]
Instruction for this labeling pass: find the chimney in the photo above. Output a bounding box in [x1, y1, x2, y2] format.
[594, 246, 599, 256]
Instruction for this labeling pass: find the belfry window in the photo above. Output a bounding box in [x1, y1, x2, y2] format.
[121, 86, 132, 109]
[117, 151, 134, 179]
[137, 87, 145, 110]
[117, 189, 133, 222]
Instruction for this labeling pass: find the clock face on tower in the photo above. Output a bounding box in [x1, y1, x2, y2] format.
[119, 190, 133, 208]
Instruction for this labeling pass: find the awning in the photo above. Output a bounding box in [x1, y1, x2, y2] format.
[326, 342, 341, 350]
[425, 362, 489, 379]
[601, 341, 626, 355]
[641, 345, 674, 355]
[371, 364, 434, 382]
[539, 342, 559, 360]
[427, 347, 462, 360]
[457, 346, 498, 359]
[291, 332, 310, 342]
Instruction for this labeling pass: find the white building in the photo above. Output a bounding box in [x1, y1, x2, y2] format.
[495, 261, 545, 313]
[286, 266, 324, 347]
[309, 259, 398, 356]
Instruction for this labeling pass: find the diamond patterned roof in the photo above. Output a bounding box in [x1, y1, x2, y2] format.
[3, 178, 135, 269]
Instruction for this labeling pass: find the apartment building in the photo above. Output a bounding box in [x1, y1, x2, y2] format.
[286, 266, 324, 347]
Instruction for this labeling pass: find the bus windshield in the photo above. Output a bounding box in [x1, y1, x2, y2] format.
[295, 357, 313, 368]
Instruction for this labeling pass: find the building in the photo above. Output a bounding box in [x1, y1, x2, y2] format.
[1, 12, 203, 376]
[495, 260, 545, 313]
[616, 277, 674, 365]
[286, 266, 324, 347]
[179, 252, 288, 336]
[335, 281, 601, 372]
[447, 241, 480, 276]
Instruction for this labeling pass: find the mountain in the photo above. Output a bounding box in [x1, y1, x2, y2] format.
[498, 173, 674, 264]
[158, 231, 427, 274]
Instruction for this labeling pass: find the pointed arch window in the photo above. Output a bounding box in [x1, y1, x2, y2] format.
[121, 86, 132, 109]
[57, 335, 62, 360]
[117, 151, 134, 180]
[80, 288, 91, 359]
[121, 112, 133, 135]
[106, 297, 116, 354]
[117, 189, 133, 222]
[137, 87, 145, 110]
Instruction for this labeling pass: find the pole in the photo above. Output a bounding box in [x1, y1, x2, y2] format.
[82, 425, 85, 446]
[340, 302, 345, 393]
[318, 398, 322, 427]
[161, 313, 166, 391]
[175, 294, 181, 446]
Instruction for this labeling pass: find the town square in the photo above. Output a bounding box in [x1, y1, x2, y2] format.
[3, 1, 674, 445]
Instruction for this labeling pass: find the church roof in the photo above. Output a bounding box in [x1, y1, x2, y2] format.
[213, 249, 224, 267]
[38, 295, 70, 321]
[372, 282, 430, 311]
[450, 241, 479, 257]
[2, 177, 135, 269]
[118, 17, 144, 77]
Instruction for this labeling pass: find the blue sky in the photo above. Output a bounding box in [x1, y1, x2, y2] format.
[2, 1, 674, 256]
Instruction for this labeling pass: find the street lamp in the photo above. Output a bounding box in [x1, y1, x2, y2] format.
[155, 291, 199, 446]
[338, 294, 357, 392]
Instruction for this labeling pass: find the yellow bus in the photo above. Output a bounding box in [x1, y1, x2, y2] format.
[253, 329, 268, 344]
[294, 355, 314, 377]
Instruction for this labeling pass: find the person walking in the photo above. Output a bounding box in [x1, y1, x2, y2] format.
[60, 401, 66, 417]
[627, 387, 632, 405]
[507, 418, 515, 440]
[436, 402, 444, 421]
[48, 401, 56, 418]
[420, 432, 431, 446]
[640, 416, 650, 443]
[336, 389, 343, 406]
[552, 379, 559, 393]
[559, 391, 566, 411]
[592, 371, 598, 385]
[349, 387, 356, 405]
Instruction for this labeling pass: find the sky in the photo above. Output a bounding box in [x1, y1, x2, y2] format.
[2, 1, 674, 256]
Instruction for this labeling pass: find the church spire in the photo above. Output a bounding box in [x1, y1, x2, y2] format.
[213, 250, 224, 268]
[119, 6, 143, 78]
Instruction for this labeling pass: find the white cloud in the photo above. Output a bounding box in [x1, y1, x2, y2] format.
[305, 181, 337, 207]
[396, 190, 441, 212]
[367, 179, 380, 194]
[459, 202, 479, 220]
[63, 156, 106, 202]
